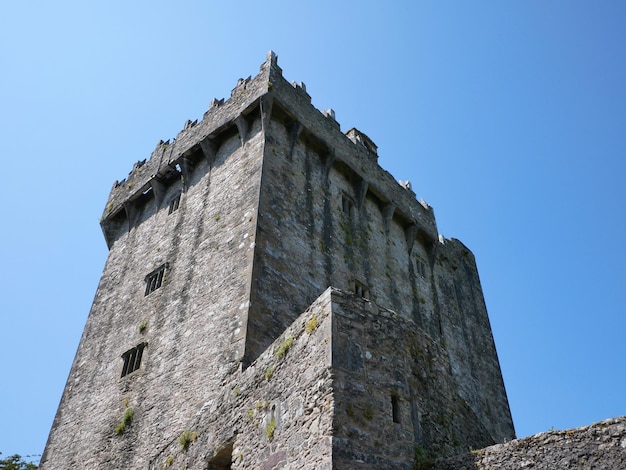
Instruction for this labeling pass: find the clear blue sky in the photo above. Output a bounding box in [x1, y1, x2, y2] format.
[1, 1, 625, 462]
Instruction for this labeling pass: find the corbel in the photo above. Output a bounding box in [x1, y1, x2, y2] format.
[323, 150, 337, 175]
[178, 157, 194, 192]
[150, 178, 166, 207]
[287, 121, 302, 161]
[356, 179, 369, 209]
[235, 115, 248, 147]
[404, 222, 418, 254]
[123, 200, 140, 230]
[260, 95, 274, 133]
[199, 138, 217, 168]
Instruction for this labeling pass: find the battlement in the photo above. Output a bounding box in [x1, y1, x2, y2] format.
[101, 51, 437, 249]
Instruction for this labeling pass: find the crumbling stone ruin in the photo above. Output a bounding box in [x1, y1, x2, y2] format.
[432, 417, 626, 469]
[40, 52, 516, 469]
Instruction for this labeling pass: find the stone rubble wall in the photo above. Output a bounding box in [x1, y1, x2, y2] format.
[148, 288, 336, 470]
[330, 291, 497, 469]
[432, 417, 626, 470]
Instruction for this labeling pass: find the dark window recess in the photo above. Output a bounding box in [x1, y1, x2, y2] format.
[145, 264, 168, 296]
[168, 192, 181, 215]
[391, 395, 400, 423]
[354, 280, 370, 299]
[121, 343, 146, 378]
[342, 193, 356, 217]
[207, 441, 233, 470]
[416, 259, 427, 277]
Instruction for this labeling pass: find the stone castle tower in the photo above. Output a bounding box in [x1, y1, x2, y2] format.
[40, 52, 515, 469]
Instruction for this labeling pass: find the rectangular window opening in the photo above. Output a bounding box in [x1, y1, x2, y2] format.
[145, 263, 168, 296]
[342, 193, 355, 217]
[392, 395, 400, 424]
[121, 343, 146, 378]
[416, 258, 427, 278]
[168, 192, 181, 215]
[354, 280, 370, 299]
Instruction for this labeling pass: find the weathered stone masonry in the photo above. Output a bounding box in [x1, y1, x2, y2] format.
[40, 52, 515, 469]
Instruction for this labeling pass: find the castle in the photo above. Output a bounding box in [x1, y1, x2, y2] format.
[40, 51, 515, 469]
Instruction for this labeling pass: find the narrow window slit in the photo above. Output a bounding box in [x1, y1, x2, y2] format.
[168, 192, 181, 214]
[342, 193, 355, 217]
[392, 395, 400, 423]
[354, 280, 370, 299]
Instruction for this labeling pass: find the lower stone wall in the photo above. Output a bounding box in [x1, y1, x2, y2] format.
[148, 289, 335, 470]
[330, 291, 498, 469]
[432, 417, 626, 470]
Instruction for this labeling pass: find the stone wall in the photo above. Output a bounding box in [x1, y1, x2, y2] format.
[248, 75, 514, 446]
[432, 417, 626, 470]
[147, 288, 336, 470]
[330, 290, 496, 468]
[146, 287, 507, 469]
[40, 99, 266, 470]
[41, 51, 515, 469]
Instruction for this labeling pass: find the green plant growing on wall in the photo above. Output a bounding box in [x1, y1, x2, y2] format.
[214, 214, 221, 221]
[275, 336, 293, 358]
[305, 315, 318, 334]
[413, 445, 434, 470]
[265, 418, 276, 440]
[233, 385, 240, 397]
[139, 321, 148, 333]
[264, 366, 274, 380]
[114, 407, 134, 435]
[165, 455, 174, 467]
[178, 430, 198, 451]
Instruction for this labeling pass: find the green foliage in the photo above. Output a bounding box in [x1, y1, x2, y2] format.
[305, 315, 318, 334]
[139, 321, 148, 333]
[115, 408, 134, 435]
[265, 418, 276, 440]
[264, 366, 274, 380]
[178, 430, 198, 451]
[0, 453, 38, 470]
[165, 455, 174, 467]
[233, 385, 240, 397]
[413, 445, 434, 470]
[275, 336, 294, 359]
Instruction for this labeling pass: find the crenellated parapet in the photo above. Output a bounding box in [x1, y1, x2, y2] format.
[101, 50, 437, 249]
[99, 52, 278, 247]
